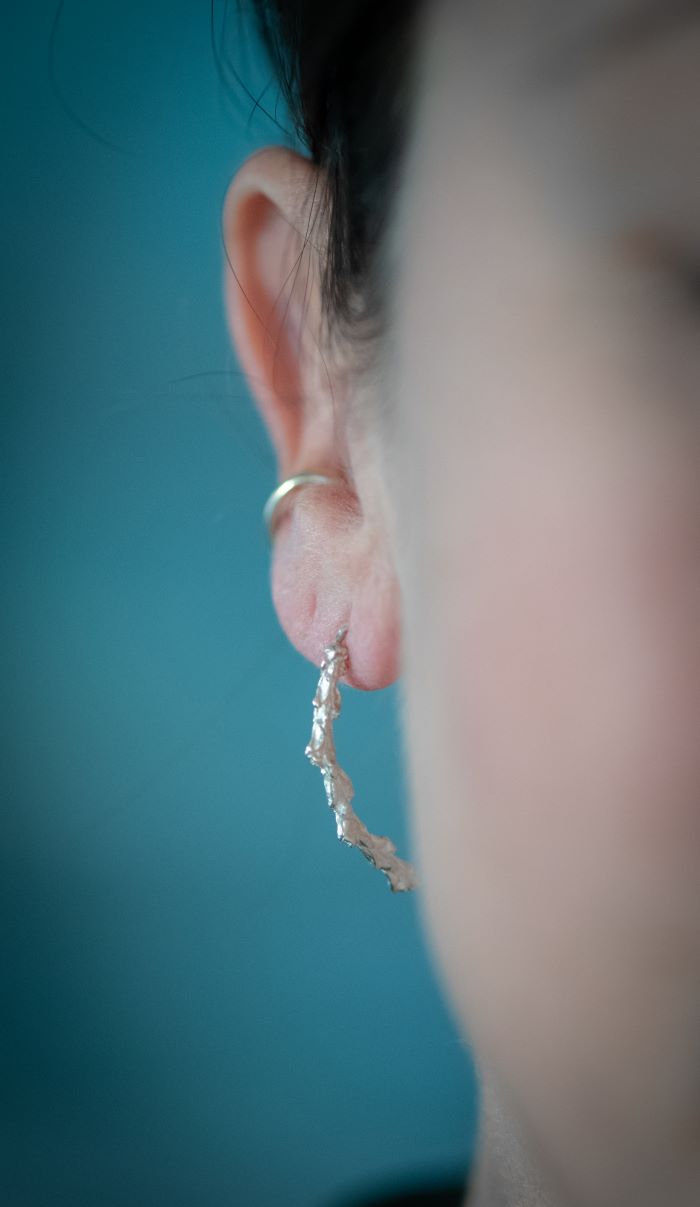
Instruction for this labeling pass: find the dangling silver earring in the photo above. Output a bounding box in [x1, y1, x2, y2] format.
[304, 624, 418, 893]
[262, 472, 419, 893]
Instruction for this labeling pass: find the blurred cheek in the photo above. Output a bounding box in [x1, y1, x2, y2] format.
[411, 412, 700, 1007]
[456, 432, 700, 891]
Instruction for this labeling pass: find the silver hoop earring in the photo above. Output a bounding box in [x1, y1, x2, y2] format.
[262, 472, 344, 541]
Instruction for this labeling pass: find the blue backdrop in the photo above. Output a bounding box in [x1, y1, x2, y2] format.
[3, 2, 477, 1203]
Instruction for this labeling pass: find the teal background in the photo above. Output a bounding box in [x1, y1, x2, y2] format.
[3, 2, 478, 1203]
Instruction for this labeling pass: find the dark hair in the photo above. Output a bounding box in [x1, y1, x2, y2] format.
[242, 0, 425, 355]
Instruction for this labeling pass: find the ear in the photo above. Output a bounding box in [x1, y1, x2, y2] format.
[222, 145, 401, 690]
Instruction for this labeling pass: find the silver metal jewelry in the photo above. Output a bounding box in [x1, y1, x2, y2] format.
[262, 472, 344, 540]
[305, 625, 418, 893]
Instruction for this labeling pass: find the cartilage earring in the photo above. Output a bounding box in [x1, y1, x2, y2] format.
[304, 625, 418, 893]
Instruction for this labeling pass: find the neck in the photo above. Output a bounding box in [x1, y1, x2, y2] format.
[463, 1064, 700, 1207]
[464, 1072, 558, 1207]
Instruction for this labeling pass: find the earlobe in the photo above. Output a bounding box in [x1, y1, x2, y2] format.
[270, 495, 402, 691]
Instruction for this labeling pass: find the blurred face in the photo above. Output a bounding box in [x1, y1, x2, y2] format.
[380, 0, 700, 1200]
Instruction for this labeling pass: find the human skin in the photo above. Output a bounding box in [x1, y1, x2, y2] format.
[223, 2, 700, 1204]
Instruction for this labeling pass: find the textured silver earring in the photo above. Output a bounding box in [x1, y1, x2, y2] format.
[304, 625, 418, 893]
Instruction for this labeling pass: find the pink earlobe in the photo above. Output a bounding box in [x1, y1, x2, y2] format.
[270, 535, 400, 692]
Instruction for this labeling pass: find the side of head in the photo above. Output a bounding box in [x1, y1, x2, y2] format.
[224, 4, 700, 1203]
